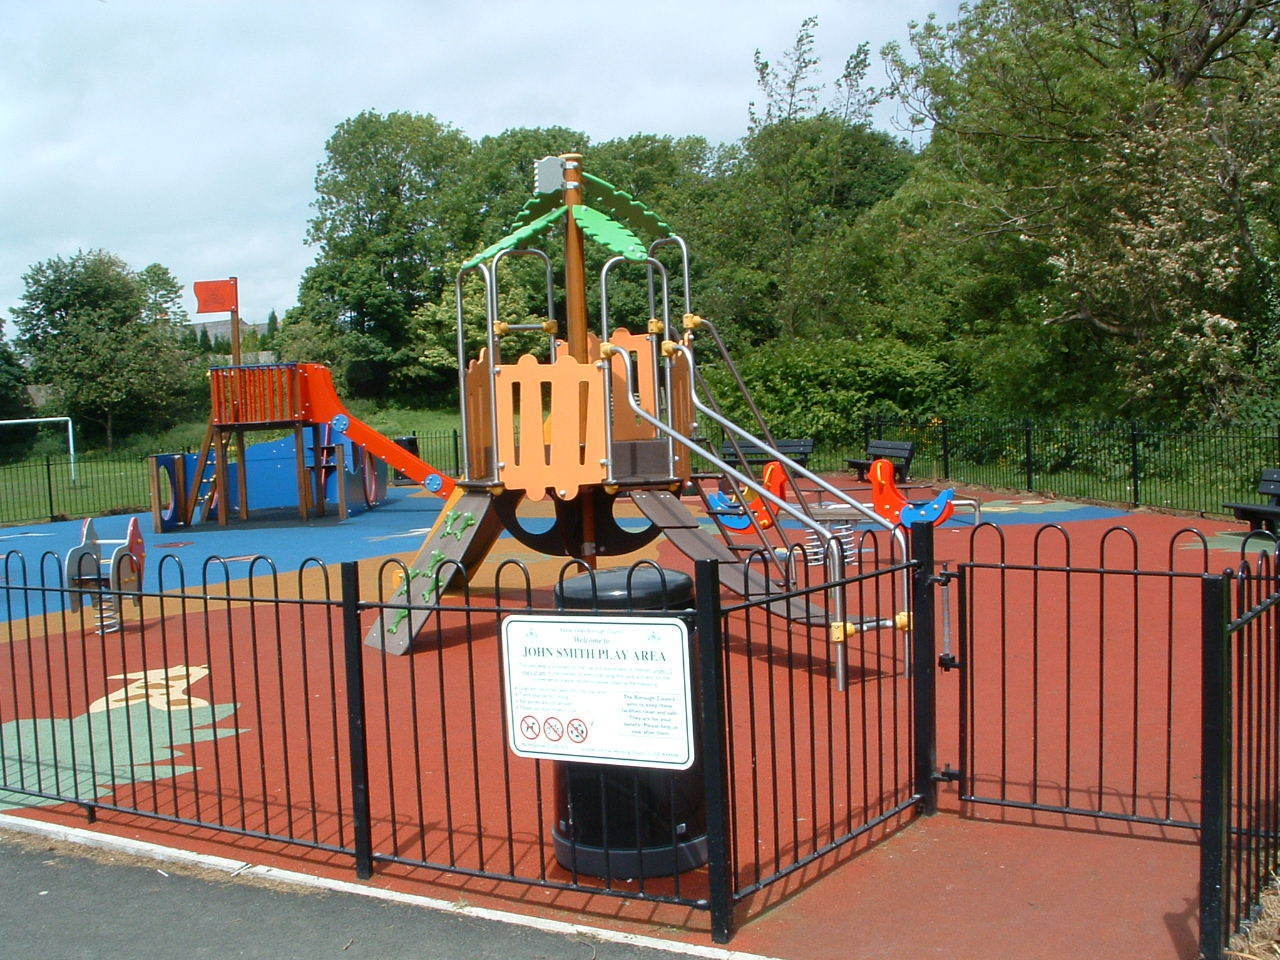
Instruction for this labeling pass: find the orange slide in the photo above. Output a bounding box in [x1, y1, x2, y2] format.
[297, 363, 457, 497]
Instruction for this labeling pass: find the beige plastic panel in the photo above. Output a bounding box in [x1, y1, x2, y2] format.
[493, 353, 606, 500]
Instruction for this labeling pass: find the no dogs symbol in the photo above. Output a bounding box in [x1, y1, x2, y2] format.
[543, 717, 564, 741]
[566, 719, 588, 744]
[520, 716, 541, 739]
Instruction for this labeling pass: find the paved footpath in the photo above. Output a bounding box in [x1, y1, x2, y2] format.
[0, 830, 708, 960]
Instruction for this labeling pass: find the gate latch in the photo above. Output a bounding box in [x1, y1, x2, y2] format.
[932, 765, 962, 783]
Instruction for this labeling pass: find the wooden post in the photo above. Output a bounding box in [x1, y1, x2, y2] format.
[294, 426, 311, 521]
[147, 456, 165, 534]
[213, 430, 230, 527]
[335, 443, 349, 521]
[311, 424, 326, 518]
[560, 152, 597, 563]
[234, 430, 249, 520]
[561, 154, 588, 363]
[229, 277, 242, 366]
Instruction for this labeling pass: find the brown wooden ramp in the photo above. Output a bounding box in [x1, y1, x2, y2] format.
[628, 490, 827, 623]
[364, 488, 504, 654]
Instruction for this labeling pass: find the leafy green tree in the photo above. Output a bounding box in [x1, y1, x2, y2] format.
[9, 250, 201, 449]
[879, 0, 1280, 417]
[262, 308, 279, 347]
[686, 19, 914, 344]
[293, 111, 474, 397]
[198, 327, 213, 352]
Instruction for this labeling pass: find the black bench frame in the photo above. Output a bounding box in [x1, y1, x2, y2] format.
[1224, 468, 1280, 533]
[847, 439, 916, 483]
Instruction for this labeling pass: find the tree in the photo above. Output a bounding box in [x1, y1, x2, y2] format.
[292, 111, 474, 398]
[198, 327, 213, 352]
[9, 251, 201, 449]
[685, 19, 913, 344]
[262, 308, 279, 347]
[879, 0, 1280, 417]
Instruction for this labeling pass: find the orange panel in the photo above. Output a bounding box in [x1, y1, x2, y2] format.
[493, 354, 605, 500]
[464, 352, 493, 479]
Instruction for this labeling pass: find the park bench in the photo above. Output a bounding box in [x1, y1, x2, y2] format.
[719, 437, 814, 470]
[1224, 469, 1280, 533]
[846, 440, 916, 483]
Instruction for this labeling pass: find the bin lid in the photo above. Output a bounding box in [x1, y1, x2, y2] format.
[554, 567, 694, 611]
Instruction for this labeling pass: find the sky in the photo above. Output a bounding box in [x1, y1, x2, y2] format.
[0, 0, 958, 330]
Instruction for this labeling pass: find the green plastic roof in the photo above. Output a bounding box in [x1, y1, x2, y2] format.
[461, 169, 674, 271]
[571, 204, 648, 261]
[508, 191, 563, 233]
[581, 173, 671, 241]
[460, 203, 566, 271]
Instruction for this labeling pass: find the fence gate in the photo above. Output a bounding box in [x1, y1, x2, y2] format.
[954, 539, 1207, 831]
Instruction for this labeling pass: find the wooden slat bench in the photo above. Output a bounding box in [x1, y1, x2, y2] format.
[719, 438, 814, 470]
[846, 439, 915, 483]
[1224, 469, 1280, 533]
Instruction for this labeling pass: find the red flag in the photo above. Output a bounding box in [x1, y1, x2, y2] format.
[193, 278, 238, 314]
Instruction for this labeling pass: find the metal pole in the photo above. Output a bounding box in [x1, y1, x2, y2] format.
[341, 561, 374, 879]
[694, 558, 733, 943]
[1023, 420, 1034, 491]
[1199, 572, 1232, 960]
[44, 455, 56, 522]
[910, 523, 939, 816]
[66, 418, 77, 483]
[1129, 421, 1141, 507]
[941, 418, 950, 480]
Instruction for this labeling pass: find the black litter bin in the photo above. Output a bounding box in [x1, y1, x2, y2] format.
[551, 566, 708, 879]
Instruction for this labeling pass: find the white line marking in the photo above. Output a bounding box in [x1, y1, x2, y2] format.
[0, 813, 783, 960]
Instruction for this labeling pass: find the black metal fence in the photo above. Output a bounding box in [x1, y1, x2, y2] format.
[4, 525, 1280, 949]
[0, 431, 465, 526]
[822, 415, 1280, 516]
[0, 536, 924, 943]
[1199, 554, 1280, 959]
[3, 418, 1279, 526]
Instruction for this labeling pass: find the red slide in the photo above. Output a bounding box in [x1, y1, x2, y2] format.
[297, 363, 457, 497]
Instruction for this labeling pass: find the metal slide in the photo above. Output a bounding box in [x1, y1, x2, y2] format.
[297, 363, 456, 497]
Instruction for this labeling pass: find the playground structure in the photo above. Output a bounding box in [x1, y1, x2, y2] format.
[63, 516, 145, 633]
[369, 152, 962, 679]
[148, 356, 456, 532]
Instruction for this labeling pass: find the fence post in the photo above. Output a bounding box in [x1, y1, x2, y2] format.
[910, 524, 939, 816]
[340, 561, 374, 880]
[1023, 420, 1034, 491]
[694, 558, 733, 944]
[44, 455, 56, 522]
[940, 418, 950, 479]
[1129, 422, 1141, 507]
[452, 428, 461, 477]
[1199, 573, 1232, 960]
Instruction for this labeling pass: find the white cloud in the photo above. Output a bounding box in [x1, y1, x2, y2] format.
[0, 0, 954, 332]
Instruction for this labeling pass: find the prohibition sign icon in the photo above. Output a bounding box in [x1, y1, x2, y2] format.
[566, 719, 588, 743]
[543, 717, 564, 741]
[519, 715, 541, 740]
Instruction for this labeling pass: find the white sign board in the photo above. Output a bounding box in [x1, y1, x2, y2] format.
[501, 614, 695, 770]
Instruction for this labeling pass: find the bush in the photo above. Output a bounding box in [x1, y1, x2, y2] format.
[701, 338, 950, 445]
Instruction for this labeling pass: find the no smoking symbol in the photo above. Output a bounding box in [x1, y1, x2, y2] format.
[567, 719, 588, 744]
[543, 717, 564, 741]
[519, 716, 540, 740]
